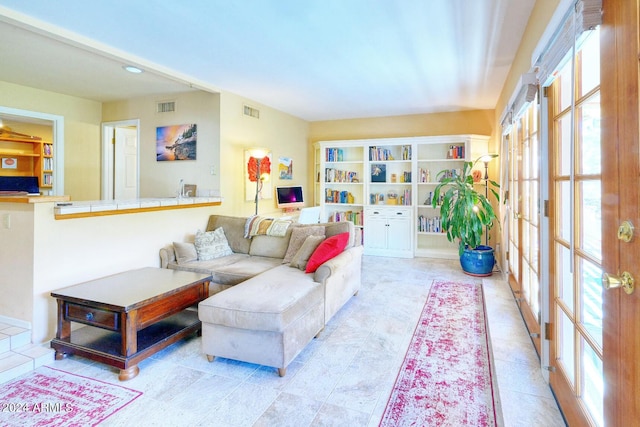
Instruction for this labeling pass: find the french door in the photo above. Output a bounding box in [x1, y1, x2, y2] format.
[547, 25, 602, 425]
[600, 0, 640, 424]
[507, 99, 541, 355]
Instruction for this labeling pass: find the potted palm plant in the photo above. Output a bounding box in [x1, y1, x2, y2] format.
[431, 155, 500, 276]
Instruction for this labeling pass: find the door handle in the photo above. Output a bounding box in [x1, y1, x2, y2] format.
[602, 271, 635, 295]
[617, 220, 634, 242]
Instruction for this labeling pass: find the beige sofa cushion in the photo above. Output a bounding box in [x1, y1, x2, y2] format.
[289, 235, 325, 270]
[248, 225, 295, 258]
[168, 253, 281, 287]
[199, 265, 322, 332]
[324, 221, 355, 249]
[206, 215, 251, 254]
[282, 225, 325, 264]
[173, 242, 197, 264]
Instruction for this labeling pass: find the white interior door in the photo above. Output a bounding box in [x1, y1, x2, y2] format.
[102, 120, 139, 200]
[114, 127, 138, 199]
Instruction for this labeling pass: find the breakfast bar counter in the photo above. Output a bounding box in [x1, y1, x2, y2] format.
[0, 195, 70, 204]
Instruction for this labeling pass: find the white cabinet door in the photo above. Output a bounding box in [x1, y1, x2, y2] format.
[387, 214, 412, 252]
[365, 210, 388, 250]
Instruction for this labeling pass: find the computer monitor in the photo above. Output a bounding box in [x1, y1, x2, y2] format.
[275, 185, 304, 210]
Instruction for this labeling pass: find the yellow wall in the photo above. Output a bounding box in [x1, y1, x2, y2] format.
[0, 81, 103, 200]
[309, 110, 495, 143]
[219, 91, 310, 217]
[494, 0, 561, 133]
[103, 90, 222, 199]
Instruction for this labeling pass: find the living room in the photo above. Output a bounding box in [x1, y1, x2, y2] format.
[1, 0, 638, 426]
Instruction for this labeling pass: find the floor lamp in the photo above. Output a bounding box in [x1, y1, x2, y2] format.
[249, 149, 268, 215]
[479, 154, 498, 246]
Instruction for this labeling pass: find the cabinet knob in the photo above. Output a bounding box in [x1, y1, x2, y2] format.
[86, 312, 94, 321]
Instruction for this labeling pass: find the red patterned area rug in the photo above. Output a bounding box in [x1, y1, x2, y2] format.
[380, 281, 498, 426]
[0, 366, 142, 426]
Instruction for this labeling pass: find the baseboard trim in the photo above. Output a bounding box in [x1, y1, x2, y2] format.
[0, 315, 31, 330]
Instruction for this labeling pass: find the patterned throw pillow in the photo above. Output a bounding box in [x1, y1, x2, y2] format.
[282, 225, 325, 264]
[194, 227, 233, 261]
[289, 235, 326, 270]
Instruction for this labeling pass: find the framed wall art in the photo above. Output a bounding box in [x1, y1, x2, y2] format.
[156, 124, 197, 161]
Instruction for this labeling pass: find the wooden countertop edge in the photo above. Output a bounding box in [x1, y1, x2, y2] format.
[0, 195, 71, 204]
[54, 201, 222, 220]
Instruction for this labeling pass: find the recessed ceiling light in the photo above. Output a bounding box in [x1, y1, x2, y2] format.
[123, 65, 143, 74]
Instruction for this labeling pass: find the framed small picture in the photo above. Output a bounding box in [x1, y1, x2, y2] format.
[371, 164, 386, 182]
[1, 158, 17, 169]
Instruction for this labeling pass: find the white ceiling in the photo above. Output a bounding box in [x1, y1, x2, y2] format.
[0, 0, 536, 122]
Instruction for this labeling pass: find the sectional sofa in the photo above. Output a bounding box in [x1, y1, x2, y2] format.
[159, 214, 363, 376]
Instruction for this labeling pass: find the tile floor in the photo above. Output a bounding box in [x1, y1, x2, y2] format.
[45, 256, 567, 426]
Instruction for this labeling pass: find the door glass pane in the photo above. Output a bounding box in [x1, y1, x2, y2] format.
[578, 28, 600, 97]
[531, 133, 539, 179]
[528, 266, 540, 321]
[580, 180, 602, 260]
[523, 140, 530, 179]
[582, 338, 603, 427]
[558, 113, 572, 175]
[531, 180, 539, 226]
[523, 261, 531, 301]
[559, 60, 573, 112]
[523, 181, 530, 220]
[523, 220, 530, 261]
[559, 181, 571, 241]
[578, 94, 601, 175]
[510, 241, 519, 279]
[580, 258, 603, 348]
[530, 223, 539, 268]
[557, 243, 574, 313]
[559, 309, 576, 386]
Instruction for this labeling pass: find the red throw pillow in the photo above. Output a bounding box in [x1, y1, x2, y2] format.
[305, 232, 350, 273]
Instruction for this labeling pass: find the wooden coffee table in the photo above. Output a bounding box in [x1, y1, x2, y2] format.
[51, 267, 211, 381]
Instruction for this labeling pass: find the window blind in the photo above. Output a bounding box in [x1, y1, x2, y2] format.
[536, 0, 602, 87]
[500, 109, 513, 136]
[511, 73, 538, 119]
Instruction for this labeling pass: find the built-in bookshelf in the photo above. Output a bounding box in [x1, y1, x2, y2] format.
[318, 135, 489, 258]
[0, 134, 53, 192]
[414, 135, 489, 258]
[319, 143, 365, 236]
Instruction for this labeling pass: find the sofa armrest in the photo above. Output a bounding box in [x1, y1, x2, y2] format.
[314, 245, 363, 324]
[313, 245, 360, 283]
[159, 244, 176, 268]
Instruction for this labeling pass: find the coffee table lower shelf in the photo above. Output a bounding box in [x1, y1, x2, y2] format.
[51, 309, 200, 379]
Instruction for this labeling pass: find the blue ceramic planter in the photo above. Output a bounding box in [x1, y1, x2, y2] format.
[460, 245, 495, 276]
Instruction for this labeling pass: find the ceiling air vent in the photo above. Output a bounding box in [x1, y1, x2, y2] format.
[243, 104, 260, 119]
[156, 101, 176, 113]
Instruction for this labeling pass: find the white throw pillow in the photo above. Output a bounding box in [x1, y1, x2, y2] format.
[194, 227, 233, 261]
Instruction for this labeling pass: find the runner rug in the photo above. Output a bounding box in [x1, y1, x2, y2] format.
[380, 281, 498, 426]
[0, 366, 142, 426]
